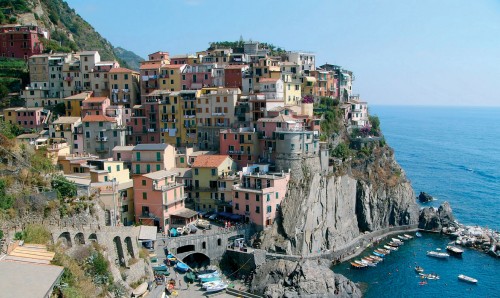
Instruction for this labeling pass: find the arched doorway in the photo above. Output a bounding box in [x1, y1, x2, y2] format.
[113, 236, 126, 267]
[58, 232, 72, 248]
[74, 232, 85, 245]
[124, 236, 135, 258]
[88, 233, 98, 243]
[182, 252, 210, 269]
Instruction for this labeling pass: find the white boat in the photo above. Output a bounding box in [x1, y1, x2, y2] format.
[196, 219, 211, 229]
[132, 282, 148, 297]
[392, 238, 404, 244]
[397, 235, 408, 240]
[416, 232, 422, 238]
[458, 274, 478, 284]
[202, 280, 223, 289]
[384, 245, 398, 251]
[446, 245, 464, 256]
[205, 282, 228, 292]
[176, 227, 183, 234]
[415, 266, 424, 273]
[427, 251, 450, 258]
[360, 259, 376, 267]
[419, 273, 440, 280]
[197, 270, 219, 279]
[404, 234, 414, 239]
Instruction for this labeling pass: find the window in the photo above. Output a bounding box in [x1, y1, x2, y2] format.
[256, 206, 260, 213]
[267, 206, 272, 213]
[142, 180, 146, 186]
[146, 164, 151, 173]
[245, 193, 249, 200]
[180, 157, 185, 163]
[124, 74, 129, 80]
[99, 122, 103, 127]
[136, 152, 141, 161]
[211, 169, 216, 176]
[135, 164, 140, 174]
[256, 194, 260, 202]
[104, 176, 108, 182]
[267, 194, 270, 202]
[223, 134, 227, 140]
[235, 203, 239, 210]
[276, 192, 279, 199]
[113, 131, 117, 137]
[117, 165, 121, 171]
[194, 168, 199, 175]
[217, 239, 221, 246]
[143, 192, 147, 199]
[245, 205, 249, 212]
[107, 166, 112, 173]
[202, 242, 206, 249]
[156, 164, 161, 171]
[235, 192, 239, 198]
[156, 152, 161, 161]
[85, 122, 89, 127]
[85, 132, 90, 138]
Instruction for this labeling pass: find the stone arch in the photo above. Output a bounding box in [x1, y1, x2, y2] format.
[124, 236, 134, 258]
[176, 244, 195, 254]
[88, 233, 98, 242]
[58, 232, 72, 248]
[113, 236, 126, 267]
[182, 252, 210, 269]
[74, 232, 85, 245]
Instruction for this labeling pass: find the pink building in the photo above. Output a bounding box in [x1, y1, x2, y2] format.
[131, 143, 176, 175]
[133, 170, 189, 231]
[12, 107, 48, 131]
[81, 97, 110, 116]
[232, 164, 290, 228]
[219, 127, 260, 170]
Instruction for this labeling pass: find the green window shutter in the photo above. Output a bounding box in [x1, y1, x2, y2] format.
[156, 152, 161, 161]
[136, 152, 141, 161]
[135, 164, 140, 174]
[156, 164, 161, 171]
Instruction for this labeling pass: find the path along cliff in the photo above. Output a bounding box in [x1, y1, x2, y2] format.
[259, 143, 420, 256]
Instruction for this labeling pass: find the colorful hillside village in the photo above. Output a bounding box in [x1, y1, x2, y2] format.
[1, 37, 371, 232]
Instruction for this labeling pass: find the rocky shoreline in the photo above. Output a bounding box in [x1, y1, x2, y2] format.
[418, 201, 500, 258]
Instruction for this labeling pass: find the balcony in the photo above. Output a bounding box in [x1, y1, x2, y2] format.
[147, 128, 156, 133]
[154, 182, 184, 192]
[187, 133, 196, 139]
[122, 89, 129, 93]
[112, 89, 119, 93]
[192, 186, 217, 192]
[227, 150, 246, 155]
[211, 112, 225, 116]
[183, 115, 196, 119]
[95, 136, 108, 142]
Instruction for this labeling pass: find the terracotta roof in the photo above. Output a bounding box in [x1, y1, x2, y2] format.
[192, 154, 230, 168]
[65, 91, 93, 100]
[257, 114, 298, 123]
[109, 67, 137, 73]
[259, 78, 279, 83]
[82, 115, 116, 122]
[161, 64, 185, 69]
[140, 62, 162, 70]
[84, 97, 108, 103]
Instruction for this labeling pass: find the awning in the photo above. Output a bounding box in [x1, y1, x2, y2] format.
[138, 226, 157, 241]
[171, 209, 199, 219]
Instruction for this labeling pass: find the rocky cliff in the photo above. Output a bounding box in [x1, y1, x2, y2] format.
[251, 259, 361, 298]
[259, 145, 419, 255]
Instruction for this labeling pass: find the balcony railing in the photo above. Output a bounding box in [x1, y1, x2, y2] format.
[183, 115, 196, 118]
[154, 182, 184, 191]
[95, 136, 108, 142]
[211, 112, 225, 116]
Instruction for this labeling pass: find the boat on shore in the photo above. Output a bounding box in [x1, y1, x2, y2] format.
[427, 251, 450, 259]
[446, 245, 464, 256]
[132, 282, 148, 297]
[175, 262, 190, 273]
[458, 274, 478, 284]
[205, 281, 228, 292]
[415, 266, 424, 273]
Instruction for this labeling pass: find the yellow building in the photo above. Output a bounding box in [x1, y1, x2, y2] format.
[159, 64, 186, 91]
[302, 76, 316, 96]
[196, 87, 240, 150]
[191, 154, 237, 212]
[109, 67, 140, 107]
[65, 91, 93, 117]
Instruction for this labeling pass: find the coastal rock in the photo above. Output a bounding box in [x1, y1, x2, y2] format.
[418, 192, 434, 203]
[259, 146, 419, 255]
[418, 201, 457, 230]
[251, 259, 361, 298]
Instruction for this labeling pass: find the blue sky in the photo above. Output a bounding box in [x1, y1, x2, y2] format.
[65, 0, 500, 106]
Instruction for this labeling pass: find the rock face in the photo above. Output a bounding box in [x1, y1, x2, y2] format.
[418, 201, 457, 230]
[251, 259, 361, 298]
[260, 146, 419, 255]
[418, 192, 434, 203]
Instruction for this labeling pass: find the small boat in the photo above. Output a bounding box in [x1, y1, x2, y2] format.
[419, 273, 440, 280]
[458, 274, 478, 284]
[176, 227, 183, 235]
[378, 248, 391, 254]
[373, 251, 385, 257]
[205, 281, 228, 293]
[363, 257, 379, 263]
[166, 254, 177, 265]
[351, 261, 366, 268]
[388, 241, 402, 247]
[199, 273, 220, 283]
[175, 262, 190, 273]
[404, 234, 414, 239]
[384, 245, 398, 251]
[188, 224, 198, 233]
[416, 232, 422, 238]
[392, 238, 404, 244]
[359, 259, 376, 267]
[415, 266, 424, 273]
[419, 281, 427, 286]
[197, 270, 219, 279]
[369, 255, 383, 262]
[398, 235, 408, 240]
[427, 251, 450, 259]
[446, 245, 464, 256]
[153, 264, 168, 271]
[202, 280, 223, 289]
[132, 282, 148, 297]
[196, 219, 211, 229]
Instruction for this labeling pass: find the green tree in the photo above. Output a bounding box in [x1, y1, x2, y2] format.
[0, 179, 13, 210]
[51, 175, 77, 199]
[331, 143, 350, 160]
[369, 115, 381, 134]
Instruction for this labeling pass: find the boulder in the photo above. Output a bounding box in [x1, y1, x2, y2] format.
[418, 201, 457, 231]
[418, 192, 434, 203]
[251, 259, 362, 298]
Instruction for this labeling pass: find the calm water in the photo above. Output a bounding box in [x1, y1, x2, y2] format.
[335, 106, 500, 297]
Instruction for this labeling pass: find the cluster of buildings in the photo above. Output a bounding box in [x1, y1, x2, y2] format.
[1, 40, 371, 232]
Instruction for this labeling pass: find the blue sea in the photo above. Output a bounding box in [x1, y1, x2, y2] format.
[335, 106, 500, 297]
